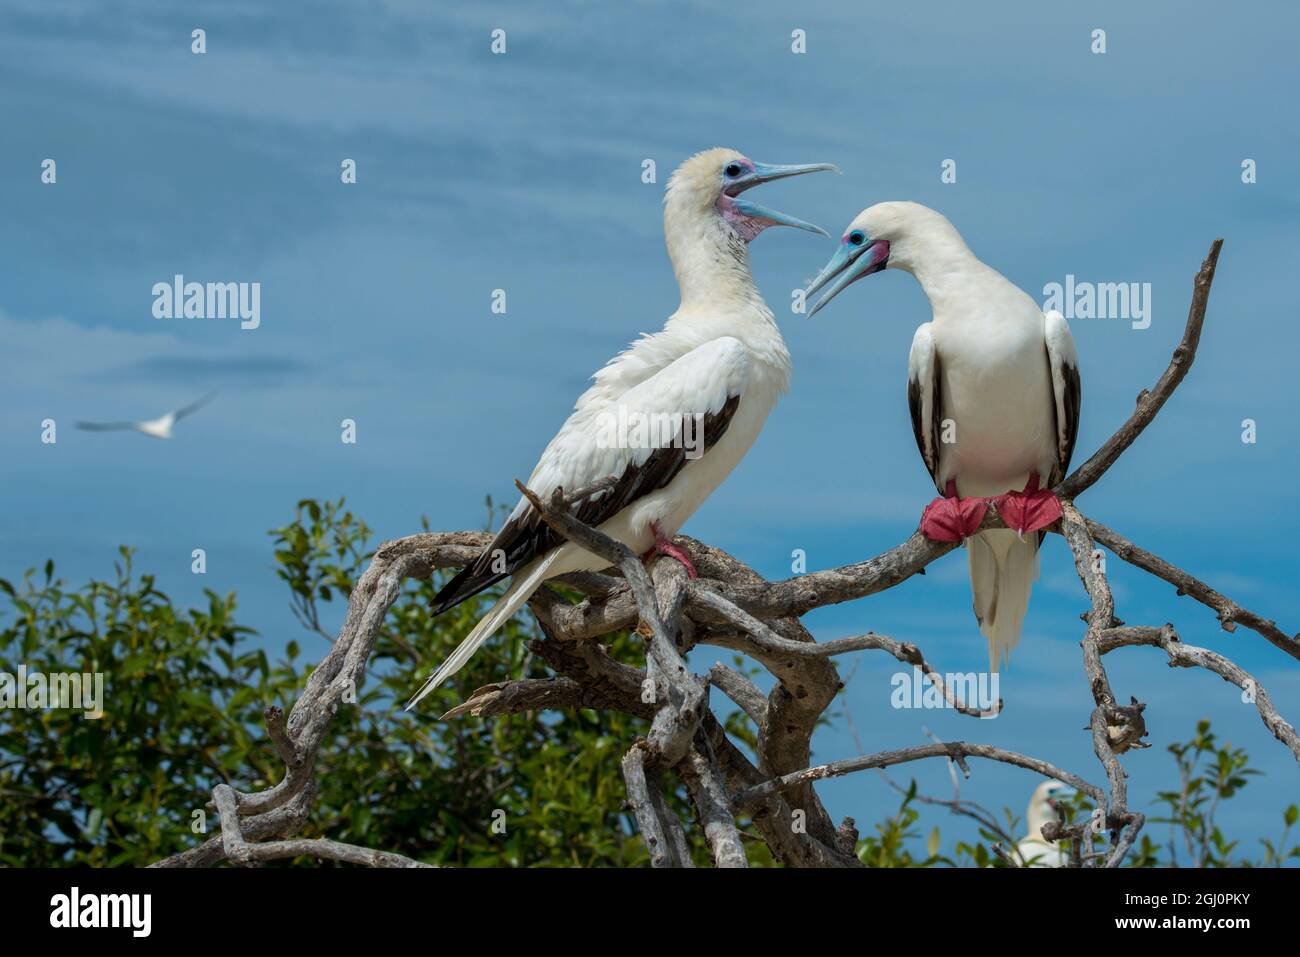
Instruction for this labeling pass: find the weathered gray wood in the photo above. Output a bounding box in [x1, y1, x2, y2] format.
[150, 240, 1298, 870]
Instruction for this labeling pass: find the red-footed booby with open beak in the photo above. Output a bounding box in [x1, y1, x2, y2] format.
[805, 202, 1081, 671]
[407, 148, 836, 709]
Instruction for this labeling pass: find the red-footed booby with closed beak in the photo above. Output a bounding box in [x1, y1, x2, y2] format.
[1016, 779, 1075, 867]
[805, 202, 1081, 671]
[407, 148, 836, 709]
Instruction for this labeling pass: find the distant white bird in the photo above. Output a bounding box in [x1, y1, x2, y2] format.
[75, 394, 215, 439]
[407, 148, 836, 709]
[805, 203, 1081, 671]
[1016, 779, 1075, 867]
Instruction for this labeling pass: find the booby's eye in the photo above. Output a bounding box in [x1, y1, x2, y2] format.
[848, 231, 866, 246]
[724, 162, 744, 178]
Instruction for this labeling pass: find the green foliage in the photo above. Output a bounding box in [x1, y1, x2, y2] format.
[0, 499, 668, 866]
[0, 549, 268, 866]
[1130, 718, 1297, 868]
[855, 780, 943, 867]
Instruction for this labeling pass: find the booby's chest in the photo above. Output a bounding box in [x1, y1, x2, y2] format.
[933, 302, 1047, 392]
[929, 308, 1055, 475]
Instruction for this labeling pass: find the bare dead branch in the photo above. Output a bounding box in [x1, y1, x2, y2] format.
[692, 584, 999, 718]
[733, 741, 1104, 811]
[677, 538, 842, 849]
[679, 743, 748, 868]
[263, 706, 299, 767]
[1057, 238, 1223, 499]
[1088, 518, 1300, 661]
[1059, 502, 1148, 865]
[647, 777, 695, 868]
[150, 789, 312, 868]
[1098, 624, 1300, 763]
[708, 662, 767, 725]
[233, 838, 434, 868]
[620, 746, 677, 868]
[440, 676, 595, 719]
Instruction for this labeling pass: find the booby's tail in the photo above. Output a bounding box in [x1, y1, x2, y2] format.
[406, 549, 563, 711]
[967, 529, 1039, 672]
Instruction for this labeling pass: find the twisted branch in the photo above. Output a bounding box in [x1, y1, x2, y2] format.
[151, 238, 1296, 870]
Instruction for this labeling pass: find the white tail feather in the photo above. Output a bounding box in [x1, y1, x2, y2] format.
[405, 551, 563, 710]
[967, 530, 1039, 672]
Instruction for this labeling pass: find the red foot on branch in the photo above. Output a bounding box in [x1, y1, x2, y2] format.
[993, 472, 1062, 537]
[641, 522, 698, 578]
[921, 479, 989, 542]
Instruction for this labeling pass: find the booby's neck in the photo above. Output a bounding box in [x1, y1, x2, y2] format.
[660, 194, 790, 393]
[664, 203, 767, 312]
[1026, 802, 1052, 838]
[894, 222, 1000, 318]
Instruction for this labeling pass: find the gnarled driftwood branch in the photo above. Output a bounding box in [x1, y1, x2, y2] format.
[152, 238, 1296, 869]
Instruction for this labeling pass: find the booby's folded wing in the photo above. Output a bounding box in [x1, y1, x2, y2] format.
[906, 322, 943, 491]
[432, 336, 751, 614]
[1043, 310, 1081, 484]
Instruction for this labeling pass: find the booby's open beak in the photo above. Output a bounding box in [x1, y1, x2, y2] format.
[725, 162, 839, 236]
[804, 237, 891, 317]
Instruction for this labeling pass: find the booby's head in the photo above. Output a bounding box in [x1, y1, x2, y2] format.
[665, 148, 835, 245]
[804, 201, 966, 316]
[1026, 779, 1076, 835]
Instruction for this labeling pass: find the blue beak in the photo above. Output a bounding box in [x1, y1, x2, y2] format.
[729, 195, 829, 236]
[804, 238, 891, 316]
[726, 161, 839, 236]
[729, 161, 841, 193]
[1045, 783, 1078, 810]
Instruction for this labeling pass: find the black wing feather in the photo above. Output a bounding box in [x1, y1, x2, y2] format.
[431, 394, 742, 615]
[75, 422, 136, 431]
[1047, 351, 1082, 484]
[907, 352, 943, 492]
[173, 393, 216, 421]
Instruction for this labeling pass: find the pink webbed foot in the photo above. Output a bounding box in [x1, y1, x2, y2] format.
[993, 472, 1062, 537]
[921, 479, 989, 543]
[642, 523, 698, 579]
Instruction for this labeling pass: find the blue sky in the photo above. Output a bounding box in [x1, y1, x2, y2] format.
[2, 0, 1297, 861]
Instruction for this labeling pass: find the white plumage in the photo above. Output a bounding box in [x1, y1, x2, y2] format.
[1016, 779, 1074, 867]
[807, 202, 1081, 671]
[408, 148, 833, 708]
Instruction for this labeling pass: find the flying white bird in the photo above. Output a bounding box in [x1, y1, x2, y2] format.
[407, 148, 836, 709]
[1015, 779, 1075, 867]
[75, 394, 216, 440]
[805, 202, 1080, 671]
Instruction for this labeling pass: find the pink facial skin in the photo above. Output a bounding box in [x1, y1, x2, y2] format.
[850, 236, 890, 267]
[838, 237, 891, 292]
[717, 194, 771, 243]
